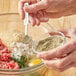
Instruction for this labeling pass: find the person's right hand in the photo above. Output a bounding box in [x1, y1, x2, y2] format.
[37, 28, 76, 72]
[18, 0, 49, 26]
[18, 0, 76, 26]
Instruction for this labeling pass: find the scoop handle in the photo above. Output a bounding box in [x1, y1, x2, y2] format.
[24, 3, 29, 35]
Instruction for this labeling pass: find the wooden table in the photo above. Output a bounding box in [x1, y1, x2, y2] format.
[0, 0, 76, 76]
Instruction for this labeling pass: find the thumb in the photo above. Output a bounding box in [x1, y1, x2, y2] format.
[24, 1, 48, 13]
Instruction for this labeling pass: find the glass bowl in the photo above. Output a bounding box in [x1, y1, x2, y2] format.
[0, 13, 65, 76]
[32, 31, 65, 54]
[0, 13, 47, 76]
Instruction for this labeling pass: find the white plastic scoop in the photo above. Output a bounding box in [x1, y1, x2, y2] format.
[24, 3, 29, 36]
[23, 3, 32, 45]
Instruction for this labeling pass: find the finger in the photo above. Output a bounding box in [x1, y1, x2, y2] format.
[18, 0, 30, 19]
[18, 0, 36, 19]
[39, 17, 49, 22]
[37, 40, 76, 60]
[43, 51, 76, 71]
[60, 62, 76, 72]
[37, 11, 44, 18]
[44, 60, 74, 72]
[37, 11, 49, 22]
[29, 14, 36, 26]
[57, 62, 74, 72]
[18, 0, 25, 19]
[24, 0, 48, 13]
[43, 53, 73, 69]
[34, 15, 40, 26]
[46, 62, 73, 72]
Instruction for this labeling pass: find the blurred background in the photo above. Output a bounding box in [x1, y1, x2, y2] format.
[0, 0, 76, 76]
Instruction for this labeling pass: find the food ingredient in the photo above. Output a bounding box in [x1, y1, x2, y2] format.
[10, 42, 34, 68]
[0, 39, 19, 69]
[28, 59, 42, 67]
[0, 30, 42, 69]
[35, 36, 62, 52]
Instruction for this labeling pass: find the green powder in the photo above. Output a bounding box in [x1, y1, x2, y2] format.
[35, 36, 62, 52]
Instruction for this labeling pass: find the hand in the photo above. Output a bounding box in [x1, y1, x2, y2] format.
[18, 0, 76, 26]
[18, 0, 49, 26]
[37, 28, 76, 72]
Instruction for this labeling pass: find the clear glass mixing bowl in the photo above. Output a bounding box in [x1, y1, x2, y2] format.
[0, 13, 66, 76]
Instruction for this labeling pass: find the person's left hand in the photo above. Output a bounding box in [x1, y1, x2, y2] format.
[37, 28, 76, 72]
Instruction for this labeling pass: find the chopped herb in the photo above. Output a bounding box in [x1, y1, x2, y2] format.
[10, 57, 28, 68]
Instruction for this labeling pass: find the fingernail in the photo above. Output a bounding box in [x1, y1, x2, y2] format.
[43, 18, 49, 21]
[40, 17, 49, 22]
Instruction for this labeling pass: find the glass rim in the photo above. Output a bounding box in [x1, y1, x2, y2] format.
[0, 62, 44, 74]
[32, 31, 66, 54]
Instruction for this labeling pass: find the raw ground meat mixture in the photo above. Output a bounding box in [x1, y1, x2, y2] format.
[0, 39, 19, 69]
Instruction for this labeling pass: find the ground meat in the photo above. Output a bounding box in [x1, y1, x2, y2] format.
[0, 39, 19, 69]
